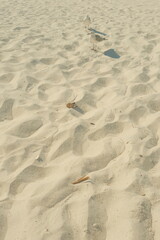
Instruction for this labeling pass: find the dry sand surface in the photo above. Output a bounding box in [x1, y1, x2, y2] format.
[1, 0, 160, 239]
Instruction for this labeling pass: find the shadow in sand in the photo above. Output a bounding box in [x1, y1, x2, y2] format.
[103, 49, 120, 58]
[74, 106, 84, 114]
[88, 28, 109, 36]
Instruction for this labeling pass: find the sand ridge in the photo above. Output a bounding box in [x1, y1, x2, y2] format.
[0, 0, 160, 239]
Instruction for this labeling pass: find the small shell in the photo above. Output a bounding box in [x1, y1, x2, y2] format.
[66, 102, 76, 108]
[72, 176, 90, 184]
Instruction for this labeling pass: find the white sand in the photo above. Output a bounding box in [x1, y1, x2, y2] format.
[0, 0, 160, 239]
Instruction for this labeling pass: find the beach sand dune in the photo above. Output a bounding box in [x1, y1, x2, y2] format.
[0, 0, 160, 239]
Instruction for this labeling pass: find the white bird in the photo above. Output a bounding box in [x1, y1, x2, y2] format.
[83, 15, 91, 30]
[90, 32, 106, 51]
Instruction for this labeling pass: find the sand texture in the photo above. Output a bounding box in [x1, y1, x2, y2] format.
[1, 0, 160, 239]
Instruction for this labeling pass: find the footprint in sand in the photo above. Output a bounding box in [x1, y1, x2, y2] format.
[89, 122, 124, 141]
[0, 99, 14, 121]
[86, 193, 108, 240]
[147, 98, 160, 112]
[9, 165, 52, 195]
[0, 73, 14, 83]
[10, 119, 43, 138]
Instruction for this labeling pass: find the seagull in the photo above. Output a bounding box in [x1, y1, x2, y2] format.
[90, 32, 106, 51]
[83, 15, 91, 30]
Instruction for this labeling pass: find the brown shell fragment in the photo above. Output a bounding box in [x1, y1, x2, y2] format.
[66, 102, 76, 108]
[72, 176, 90, 184]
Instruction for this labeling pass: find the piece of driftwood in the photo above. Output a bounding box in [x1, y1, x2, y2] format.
[72, 176, 90, 184]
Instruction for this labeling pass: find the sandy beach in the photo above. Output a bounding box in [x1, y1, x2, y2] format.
[0, 0, 160, 239]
